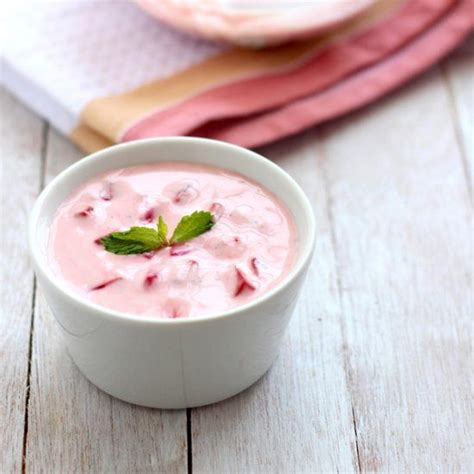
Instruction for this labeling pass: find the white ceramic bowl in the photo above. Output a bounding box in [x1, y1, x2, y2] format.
[29, 138, 315, 409]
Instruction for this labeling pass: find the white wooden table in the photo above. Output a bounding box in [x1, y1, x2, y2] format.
[1, 39, 472, 473]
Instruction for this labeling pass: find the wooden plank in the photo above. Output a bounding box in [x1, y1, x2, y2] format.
[0, 88, 45, 473]
[319, 68, 472, 471]
[192, 130, 359, 473]
[25, 128, 188, 473]
[441, 39, 474, 193]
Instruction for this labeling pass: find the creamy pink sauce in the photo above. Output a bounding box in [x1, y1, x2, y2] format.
[48, 162, 297, 319]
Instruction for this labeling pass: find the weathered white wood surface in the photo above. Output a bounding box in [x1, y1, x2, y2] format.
[0, 91, 45, 473]
[1, 42, 472, 473]
[192, 131, 359, 473]
[191, 64, 473, 472]
[318, 68, 472, 472]
[23, 127, 188, 473]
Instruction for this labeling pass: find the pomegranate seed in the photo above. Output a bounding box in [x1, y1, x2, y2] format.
[144, 272, 159, 287]
[250, 257, 259, 276]
[170, 244, 192, 256]
[141, 208, 155, 223]
[91, 277, 122, 291]
[234, 266, 256, 297]
[75, 206, 94, 218]
[209, 202, 224, 220]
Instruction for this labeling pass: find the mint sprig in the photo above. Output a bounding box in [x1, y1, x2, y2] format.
[170, 211, 215, 244]
[100, 211, 214, 255]
[101, 227, 162, 255]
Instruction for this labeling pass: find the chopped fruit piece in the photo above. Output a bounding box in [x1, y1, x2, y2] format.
[75, 206, 94, 218]
[100, 184, 113, 201]
[250, 257, 259, 276]
[142, 251, 154, 259]
[91, 277, 122, 291]
[234, 265, 257, 297]
[171, 306, 188, 318]
[141, 208, 155, 223]
[94, 234, 110, 245]
[229, 205, 254, 225]
[209, 202, 224, 220]
[162, 298, 190, 318]
[144, 272, 159, 287]
[169, 244, 192, 256]
[174, 188, 186, 203]
[203, 235, 246, 259]
[175, 259, 200, 284]
[173, 184, 198, 204]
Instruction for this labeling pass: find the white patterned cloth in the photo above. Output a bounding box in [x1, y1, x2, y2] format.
[1, 0, 223, 133]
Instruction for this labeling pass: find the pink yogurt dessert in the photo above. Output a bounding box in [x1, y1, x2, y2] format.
[48, 162, 297, 319]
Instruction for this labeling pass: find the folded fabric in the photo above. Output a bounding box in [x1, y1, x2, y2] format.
[2, 0, 472, 153]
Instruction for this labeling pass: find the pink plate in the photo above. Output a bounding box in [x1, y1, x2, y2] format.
[134, 0, 377, 47]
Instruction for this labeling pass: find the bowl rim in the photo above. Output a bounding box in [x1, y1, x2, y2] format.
[28, 137, 315, 327]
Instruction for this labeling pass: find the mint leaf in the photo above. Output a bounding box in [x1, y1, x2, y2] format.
[101, 226, 160, 255]
[100, 211, 214, 255]
[170, 211, 214, 244]
[157, 216, 168, 246]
